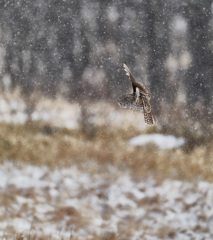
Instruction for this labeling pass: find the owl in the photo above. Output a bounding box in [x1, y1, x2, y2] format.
[117, 64, 156, 125]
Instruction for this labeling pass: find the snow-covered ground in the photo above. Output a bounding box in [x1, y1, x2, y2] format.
[1, 161, 213, 240]
[129, 134, 185, 149]
[0, 96, 147, 130]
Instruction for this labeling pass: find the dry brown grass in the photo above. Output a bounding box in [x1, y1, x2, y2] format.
[0, 121, 212, 182]
[9, 233, 80, 240]
[12, 234, 113, 240]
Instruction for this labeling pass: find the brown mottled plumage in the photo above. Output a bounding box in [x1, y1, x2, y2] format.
[117, 64, 156, 125]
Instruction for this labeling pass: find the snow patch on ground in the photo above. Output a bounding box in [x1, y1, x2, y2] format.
[129, 133, 185, 149]
[0, 161, 213, 239]
[0, 97, 147, 130]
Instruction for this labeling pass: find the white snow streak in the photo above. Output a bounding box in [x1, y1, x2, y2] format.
[129, 133, 185, 149]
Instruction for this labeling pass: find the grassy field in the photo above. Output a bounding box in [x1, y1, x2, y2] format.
[0, 119, 212, 239]
[0, 120, 212, 182]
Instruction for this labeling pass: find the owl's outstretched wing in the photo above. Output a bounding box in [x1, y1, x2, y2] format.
[123, 63, 151, 98]
[117, 94, 144, 112]
[123, 64, 136, 84]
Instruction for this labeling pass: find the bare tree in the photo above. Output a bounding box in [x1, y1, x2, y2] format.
[183, 0, 213, 127]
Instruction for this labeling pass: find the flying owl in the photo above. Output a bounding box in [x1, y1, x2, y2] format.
[117, 64, 156, 125]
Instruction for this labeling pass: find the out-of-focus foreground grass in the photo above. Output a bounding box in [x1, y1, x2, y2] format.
[0, 120, 212, 182]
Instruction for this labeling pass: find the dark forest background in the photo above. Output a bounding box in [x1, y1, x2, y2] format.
[0, 0, 212, 133]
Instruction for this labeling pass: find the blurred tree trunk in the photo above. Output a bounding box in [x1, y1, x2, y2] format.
[184, 0, 213, 126]
[143, 0, 172, 116]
